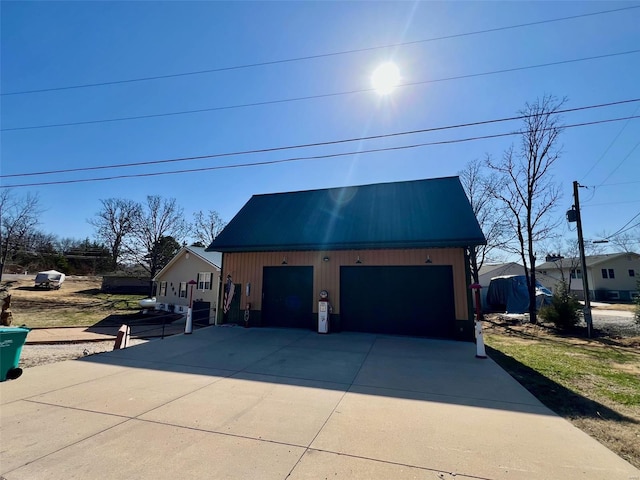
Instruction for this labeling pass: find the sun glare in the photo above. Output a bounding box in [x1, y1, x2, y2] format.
[371, 62, 400, 95]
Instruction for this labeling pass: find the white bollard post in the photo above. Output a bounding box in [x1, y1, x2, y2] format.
[475, 319, 487, 359]
[185, 307, 193, 334]
[114, 324, 129, 350]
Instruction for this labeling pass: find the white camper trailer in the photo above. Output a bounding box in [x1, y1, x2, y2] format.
[34, 270, 66, 289]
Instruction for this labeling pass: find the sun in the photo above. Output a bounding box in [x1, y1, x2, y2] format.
[371, 62, 401, 95]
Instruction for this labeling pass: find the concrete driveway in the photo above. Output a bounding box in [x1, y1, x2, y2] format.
[1, 326, 638, 479]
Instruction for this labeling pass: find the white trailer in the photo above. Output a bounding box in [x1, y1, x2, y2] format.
[34, 270, 66, 289]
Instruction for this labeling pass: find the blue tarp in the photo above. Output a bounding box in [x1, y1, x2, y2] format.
[486, 275, 552, 314]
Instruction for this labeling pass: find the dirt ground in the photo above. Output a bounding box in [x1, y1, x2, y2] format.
[1, 275, 142, 327]
[0, 275, 181, 369]
[18, 339, 148, 369]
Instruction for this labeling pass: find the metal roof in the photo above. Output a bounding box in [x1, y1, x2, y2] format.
[207, 176, 486, 252]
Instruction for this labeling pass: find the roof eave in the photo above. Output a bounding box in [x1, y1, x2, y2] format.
[212, 239, 486, 253]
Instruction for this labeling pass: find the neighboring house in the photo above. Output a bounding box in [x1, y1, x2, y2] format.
[537, 252, 640, 301]
[152, 246, 222, 323]
[477, 263, 525, 311]
[207, 177, 486, 340]
[476, 262, 556, 311]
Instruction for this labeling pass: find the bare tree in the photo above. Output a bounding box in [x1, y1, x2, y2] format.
[0, 190, 43, 281]
[192, 210, 226, 247]
[459, 159, 510, 285]
[130, 196, 189, 278]
[56, 237, 78, 255]
[605, 228, 640, 253]
[88, 198, 141, 271]
[487, 95, 566, 323]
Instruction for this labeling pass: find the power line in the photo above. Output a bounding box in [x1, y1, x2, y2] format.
[605, 211, 640, 239]
[583, 200, 640, 207]
[3, 49, 639, 132]
[3, 98, 639, 179]
[580, 103, 640, 181]
[2, 114, 638, 189]
[597, 140, 640, 186]
[599, 180, 640, 186]
[3, 5, 638, 97]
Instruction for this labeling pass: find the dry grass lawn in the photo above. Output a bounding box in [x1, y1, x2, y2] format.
[2, 276, 145, 327]
[484, 316, 640, 469]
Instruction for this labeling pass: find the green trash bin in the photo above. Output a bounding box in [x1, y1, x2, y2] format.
[0, 327, 30, 381]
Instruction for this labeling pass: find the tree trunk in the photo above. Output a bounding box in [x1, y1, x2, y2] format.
[529, 252, 538, 324]
[469, 246, 480, 284]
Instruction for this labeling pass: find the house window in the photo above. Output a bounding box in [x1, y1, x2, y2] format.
[601, 269, 608, 279]
[159, 281, 167, 296]
[179, 282, 187, 298]
[570, 269, 582, 279]
[629, 269, 635, 277]
[197, 272, 212, 290]
[608, 269, 615, 279]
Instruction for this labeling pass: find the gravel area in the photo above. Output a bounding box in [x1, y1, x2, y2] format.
[590, 311, 640, 337]
[18, 339, 148, 369]
[493, 309, 639, 338]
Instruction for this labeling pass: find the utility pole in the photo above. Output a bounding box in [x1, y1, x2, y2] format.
[569, 181, 593, 338]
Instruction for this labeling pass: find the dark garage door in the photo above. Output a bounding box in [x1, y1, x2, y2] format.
[340, 265, 456, 337]
[262, 266, 314, 329]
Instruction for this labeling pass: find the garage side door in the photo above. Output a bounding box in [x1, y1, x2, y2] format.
[340, 265, 455, 337]
[262, 266, 314, 329]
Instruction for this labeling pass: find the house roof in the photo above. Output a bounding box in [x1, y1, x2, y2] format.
[536, 252, 640, 271]
[207, 176, 486, 252]
[478, 262, 524, 277]
[153, 246, 222, 281]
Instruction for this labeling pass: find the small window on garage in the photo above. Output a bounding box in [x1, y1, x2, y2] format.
[629, 269, 636, 277]
[179, 282, 187, 298]
[608, 269, 615, 279]
[601, 269, 608, 279]
[159, 281, 167, 296]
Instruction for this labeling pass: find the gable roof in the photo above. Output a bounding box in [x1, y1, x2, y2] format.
[536, 252, 640, 271]
[208, 176, 486, 252]
[153, 246, 222, 281]
[478, 262, 524, 277]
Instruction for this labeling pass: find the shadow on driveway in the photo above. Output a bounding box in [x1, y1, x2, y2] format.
[76, 324, 613, 417]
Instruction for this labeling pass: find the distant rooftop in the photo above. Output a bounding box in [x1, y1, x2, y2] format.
[537, 252, 640, 270]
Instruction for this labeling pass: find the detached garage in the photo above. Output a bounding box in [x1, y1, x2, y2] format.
[208, 176, 485, 341]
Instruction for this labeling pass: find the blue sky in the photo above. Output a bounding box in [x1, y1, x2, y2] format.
[1, 1, 639, 257]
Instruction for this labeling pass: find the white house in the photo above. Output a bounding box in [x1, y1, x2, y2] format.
[536, 252, 640, 302]
[152, 246, 222, 323]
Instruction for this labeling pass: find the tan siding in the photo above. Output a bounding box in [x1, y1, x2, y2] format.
[155, 254, 221, 315]
[223, 248, 470, 320]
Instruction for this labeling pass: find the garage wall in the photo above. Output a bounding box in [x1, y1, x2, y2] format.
[222, 248, 469, 320]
